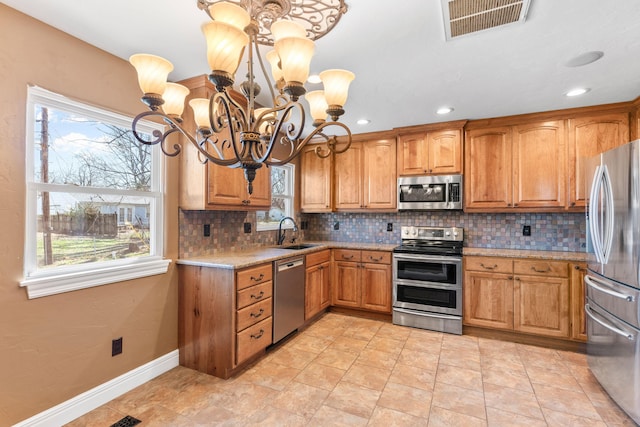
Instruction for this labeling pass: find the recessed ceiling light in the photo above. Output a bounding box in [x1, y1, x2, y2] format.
[357, 119, 371, 125]
[436, 107, 454, 115]
[565, 88, 590, 97]
[307, 74, 321, 84]
[565, 51, 604, 67]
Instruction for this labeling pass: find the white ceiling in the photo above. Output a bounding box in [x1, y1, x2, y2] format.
[5, 0, 640, 134]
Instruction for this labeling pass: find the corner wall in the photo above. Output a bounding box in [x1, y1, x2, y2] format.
[0, 6, 179, 425]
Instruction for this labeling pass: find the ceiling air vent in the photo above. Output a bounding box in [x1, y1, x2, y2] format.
[441, 0, 531, 40]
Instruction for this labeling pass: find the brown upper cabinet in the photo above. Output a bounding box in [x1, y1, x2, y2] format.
[397, 128, 463, 176]
[177, 75, 271, 210]
[465, 120, 566, 211]
[300, 143, 333, 213]
[567, 112, 629, 209]
[334, 133, 397, 211]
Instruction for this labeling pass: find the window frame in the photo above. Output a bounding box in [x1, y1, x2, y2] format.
[256, 163, 296, 232]
[20, 86, 170, 299]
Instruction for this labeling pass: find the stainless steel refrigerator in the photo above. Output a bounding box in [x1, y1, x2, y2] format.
[585, 139, 640, 424]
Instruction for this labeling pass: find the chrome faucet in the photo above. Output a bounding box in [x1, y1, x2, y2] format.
[277, 216, 298, 245]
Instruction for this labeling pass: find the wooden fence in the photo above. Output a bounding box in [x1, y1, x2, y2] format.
[39, 212, 118, 237]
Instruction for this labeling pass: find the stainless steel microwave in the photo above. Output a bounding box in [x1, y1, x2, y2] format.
[397, 174, 463, 210]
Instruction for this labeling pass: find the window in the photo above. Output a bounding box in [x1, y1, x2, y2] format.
[256, 164, 295, 231]
[21, 86, 170, 299]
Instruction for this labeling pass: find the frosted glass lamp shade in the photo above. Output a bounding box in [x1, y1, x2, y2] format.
[266, 50, 283, 82]
[274, 37, 315, 84]
[189, 98, 211, 129]
[202, 21, 249, 75]
[305, 90, 328, 122]
[129, 54, 173, 95]
[270, 19, 307, 42]
[320, 69, 355, 107]
[207, 1, 250, 31]
[162, 83, 190, 116]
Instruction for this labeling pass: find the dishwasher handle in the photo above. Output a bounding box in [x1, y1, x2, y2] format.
[277, 258, 304, 272]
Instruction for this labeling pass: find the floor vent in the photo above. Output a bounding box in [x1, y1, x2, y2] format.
[441, 0, 531, 40]
[110, 415, 141, 427]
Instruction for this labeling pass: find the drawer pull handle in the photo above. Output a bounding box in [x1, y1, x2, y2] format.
[250, 309, 265, 318]
[251, 273, 265, 282]
[480, 263, 498, 270]
[342, 255, 354, 260]
[369, 256, 382, 262]
[251, 329, 265, 340]
[531, 266, 551, 273]
[251, 291, 265, 300]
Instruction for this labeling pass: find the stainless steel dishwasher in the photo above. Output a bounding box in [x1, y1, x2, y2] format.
[272, 256, 305, 344]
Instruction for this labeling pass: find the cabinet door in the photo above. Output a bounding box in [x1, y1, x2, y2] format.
[428, 129, 462, 174]
[512, 121, 566, 209]
[207, 142, 247, 206]
[570, 263, 588, 341]
[246, 166, 271, 208]
[332, 261, 360, 307]
[464, 127, 513, 210]
[334, 142, 363, 209]
[361, 263, 392, 313]
[300, 145, 332, 212]
[363, 139, 397, 209]
[514, 275, 570, 338]
[397, 133, 429, 175]
[463, 271, 514, 330]
[305, 263, 323, 320]
[319, 261, 331, 310]
[568, 113, 629, 209]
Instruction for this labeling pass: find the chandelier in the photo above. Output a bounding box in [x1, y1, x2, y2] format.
[128, 0, 354, 194]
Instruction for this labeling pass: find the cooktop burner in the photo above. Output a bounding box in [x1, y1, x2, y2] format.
[393, 226, 464, 256]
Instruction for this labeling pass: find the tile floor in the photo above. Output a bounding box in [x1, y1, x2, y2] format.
[66, 313, 637, 426]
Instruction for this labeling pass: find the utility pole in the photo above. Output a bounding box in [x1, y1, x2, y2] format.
[40, 107, 53, 265]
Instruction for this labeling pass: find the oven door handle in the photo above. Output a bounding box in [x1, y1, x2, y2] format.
[393, 307, 461, 320]
[393, 254, 462, 263]
[394, 279, 461, 291]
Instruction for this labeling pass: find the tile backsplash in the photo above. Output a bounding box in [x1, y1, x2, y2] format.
[179, 209, 586, 258]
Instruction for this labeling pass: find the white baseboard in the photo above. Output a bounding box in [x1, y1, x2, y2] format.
[13, 350, 179, 427]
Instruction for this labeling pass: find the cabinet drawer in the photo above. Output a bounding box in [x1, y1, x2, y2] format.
[465, 256, 513, 274]
[237, 317, 272, 365]
[306, 249, 331, 267]
[334, 249, 361, 262]
[237, 281, 272, 309]
[237, 264, 272, 291]
[514, 260, 568, 277]
[362, 250, 391, 264]
[236, 297, 272, 332]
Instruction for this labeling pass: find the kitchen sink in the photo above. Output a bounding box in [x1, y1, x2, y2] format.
[275, 243, 319, 250]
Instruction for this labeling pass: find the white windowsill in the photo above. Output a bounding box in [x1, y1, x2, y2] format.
[19, 257, 172, 299]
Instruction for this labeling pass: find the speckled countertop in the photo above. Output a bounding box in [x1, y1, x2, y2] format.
[176, 241, 397, 269]
[463, 247, 588, 262]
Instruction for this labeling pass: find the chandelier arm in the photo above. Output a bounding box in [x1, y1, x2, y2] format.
[131, 111, 183, 157]
[264, 120, 352, 166]
[254, 33, 277, 104]
[210, 92, 246, 164]
[252, 101, 301, 163]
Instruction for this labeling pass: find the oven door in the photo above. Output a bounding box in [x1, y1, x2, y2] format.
[393, 254, 462, 316]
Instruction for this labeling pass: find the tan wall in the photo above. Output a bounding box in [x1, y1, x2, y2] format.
[0, 5, 179, 425]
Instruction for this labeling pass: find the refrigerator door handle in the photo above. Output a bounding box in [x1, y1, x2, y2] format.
[585, 303, 635, 341]
[585, 275, 635, 302]
[601, 165, 615, 264]
[589, 165, 605, 263]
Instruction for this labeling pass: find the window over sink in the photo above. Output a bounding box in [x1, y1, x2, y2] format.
[256, 163, 295, 231]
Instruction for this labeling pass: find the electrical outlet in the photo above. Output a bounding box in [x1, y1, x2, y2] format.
[387, 223, 393, 232]
[203, 224, 210, 237]
[112, 337, 123, 356]
[523, 225, 531, 236]
[333, 221, 340, 230]
[243, 222, 251, 233]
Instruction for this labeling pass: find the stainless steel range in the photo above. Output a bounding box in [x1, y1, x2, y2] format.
[392, 226, 463, 335]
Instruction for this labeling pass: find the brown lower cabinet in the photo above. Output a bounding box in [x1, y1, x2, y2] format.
[464, 256, 584, 341]
[332, 249, 392, 313]
[305, 249, 332, 320]
[570, 262, 588, 341]
[178, 262, 273, 379]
